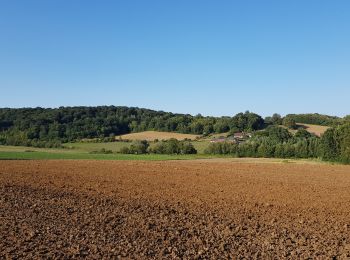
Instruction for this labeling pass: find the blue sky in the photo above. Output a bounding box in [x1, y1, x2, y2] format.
[0, 1, 349, 117]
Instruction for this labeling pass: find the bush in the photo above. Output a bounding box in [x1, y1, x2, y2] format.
[128, 140, 149, 154]
[90, 148, 113, 154]
[283, 117, 297, 129]
[150, 139, 197, 154]
[149, 142, 167, 154]
[180, 141, 197, 154]
[265, 126, 292, 142]
[120, 140, 149, 154]
[295, 129, 312, 138]
[120, 146, 130, 154]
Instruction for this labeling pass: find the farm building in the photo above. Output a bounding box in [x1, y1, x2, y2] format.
[210, 136, 238, 144]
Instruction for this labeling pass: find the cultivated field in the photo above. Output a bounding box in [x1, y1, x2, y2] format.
[116, 131, 200, 141]
[1, 160, 350, 258]
[289, 123, 329, 136]
[299, 123, 330, 136]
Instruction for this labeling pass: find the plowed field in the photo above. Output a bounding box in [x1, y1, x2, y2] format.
[1, 160, 350, 258]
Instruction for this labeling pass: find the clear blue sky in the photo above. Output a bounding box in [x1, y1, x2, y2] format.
[1, 1, 349, 117]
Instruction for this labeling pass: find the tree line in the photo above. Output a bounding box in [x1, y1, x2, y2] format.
[281, 113, 344, 126]
[0, 106, 349, 163]
[205, 124, 350, 164]
[120, 139, 197, 155]
[0, 106, 264, 147]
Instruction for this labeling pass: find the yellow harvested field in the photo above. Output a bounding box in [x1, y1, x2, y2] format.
[116, 131, 200, 141]
[298, 123, 329, 136]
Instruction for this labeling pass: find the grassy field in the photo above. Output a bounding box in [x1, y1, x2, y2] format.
[0, 144, 212, 160]
[116, 131, 200, 141]
[64, 142, 131, 152]
[200, 132, 230, 141]
[0, 150, 212, 161]
[64, 140, 210, 154]
[192, 141, 210, 154]
[0, 145, 331, 164]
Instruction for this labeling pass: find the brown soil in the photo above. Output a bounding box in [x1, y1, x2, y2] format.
[1, 160, 350, 259]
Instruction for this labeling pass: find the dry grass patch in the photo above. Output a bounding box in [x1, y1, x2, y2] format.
[116, 131, 200, 141]
[298, 123, 329, 136]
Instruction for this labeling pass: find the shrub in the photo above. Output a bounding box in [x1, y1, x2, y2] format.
[295, 129, 312, 138]
[90, 148, 113, 154]
[149, 142, 167, 154]
[180, 141, 197, 154]
[265, 126, 292, 142]
[129, 140, 149, 154]
[120, 146, 130, 154]
[283, 117, 297, 129]
[150, 139, 197, 154]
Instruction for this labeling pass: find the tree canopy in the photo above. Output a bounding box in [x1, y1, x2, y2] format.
[0, 107, 264, 146]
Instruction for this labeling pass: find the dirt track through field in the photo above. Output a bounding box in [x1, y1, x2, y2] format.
[1, 160, 350, 258]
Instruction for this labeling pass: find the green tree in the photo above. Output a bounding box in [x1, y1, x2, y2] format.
[320, 128, 339, 160]
[336, 124, 350, 163]
[129, 140, 149, 154]
[265, 126, 292, 142]
[180, 141, 197, 154]
[283, 117, 297, 129]
[271, 113, 283, 125]
[295, 129, 312, 139]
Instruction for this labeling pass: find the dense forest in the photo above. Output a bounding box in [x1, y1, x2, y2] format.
[282, 113, 344, 126]
[0, 106, 264, 146]
[0, 106, 349, 163]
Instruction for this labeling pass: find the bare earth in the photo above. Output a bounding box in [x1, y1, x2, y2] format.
[1, 160, 350, 258]
[116, 131, 200, 141]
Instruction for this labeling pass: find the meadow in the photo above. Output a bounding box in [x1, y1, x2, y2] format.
[0, 144, 211, 160]
[65, 140, 210, 154]
[116, 130, 200, 141]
